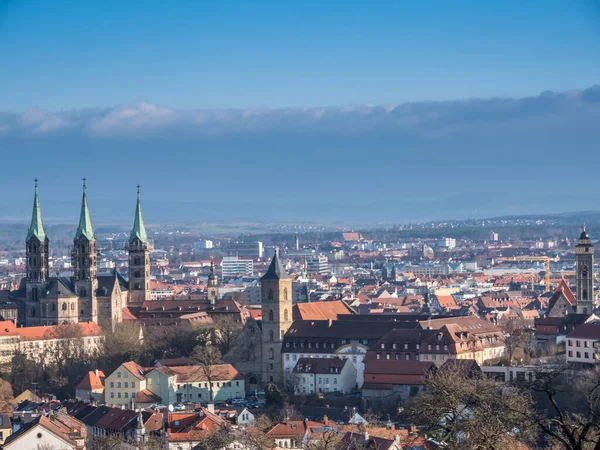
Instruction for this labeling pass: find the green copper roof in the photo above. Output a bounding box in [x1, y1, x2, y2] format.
[26, 181, 46, 242]
[129, 187, 148, 244]
[74, 183, 95, 241]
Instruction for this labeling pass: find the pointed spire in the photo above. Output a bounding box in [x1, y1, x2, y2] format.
[75, 178, 94, 241]
[262, 248, 290, 280]
[208, 259, 217, 281]
[27, 178, 47, 241]
[129, 185, 148, 244]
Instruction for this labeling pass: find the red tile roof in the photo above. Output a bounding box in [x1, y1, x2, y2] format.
[18, 322, 103, 341]
[76, 370, 105, 390]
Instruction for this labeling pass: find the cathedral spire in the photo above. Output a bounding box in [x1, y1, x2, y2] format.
[27, 178, 46, 241]
[129, 185, 148, 244]
[75, 178, 94, 241]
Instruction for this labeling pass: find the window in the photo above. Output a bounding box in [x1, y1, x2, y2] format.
[110, 392, 114, 398]
[124, 382, 128, 388]
[585, 352, 590, 359]
[268, 289, 274, 300]
[577, 341, 581, 347]
[436, 344, 440, 351]
[117, 382, 121, 388]
[117, 372, 121, 378]
[416, 354, 420, 361]
[444, 344, 448, 351]
[396, 354, 400, 360]
[416, 344, 420, 350]
[110, 382, 114, 388]
[269, 348, 274, 360]
[381, 343, 385, 349]
[376, 353, 381, 360]
[585, 341, 590, 348]
[285, 354, 290, 361]
[386, 353, 390, 360]
[269, 310, 274, 321]
[124, 392, 129, 398]
[428, 344, 432, 351]
[577, 352, 581, 358]
[405, 354, 410, 360]
[568, 351, 573, 357]
[269, 330, 274, 341]
[283, 288, 288, 301]
[118, 392, 121, 398]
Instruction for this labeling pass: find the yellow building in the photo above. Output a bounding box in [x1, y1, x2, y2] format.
[104, 361, 159, 408]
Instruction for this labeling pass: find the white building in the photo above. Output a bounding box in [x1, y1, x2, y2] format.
[292, 357, 357, 395]
[195, 239, 214, 252]
[227, 241, 264, 259]
[566, 323, 600, 366]
[437, 238, 456, 249]
[489, 231, 499, 242]
[307, 254, 329, 275]
[221, 256, 254, 277]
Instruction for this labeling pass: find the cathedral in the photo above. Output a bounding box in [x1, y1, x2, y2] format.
[17, 180, 152, 330]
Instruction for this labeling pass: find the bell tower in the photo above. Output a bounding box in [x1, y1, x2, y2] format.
[128, 186, 151, 305]
[207, 260, 219, 304]
[25, 179, 49, 325]
[261, 249, 293, 386]
[72, 179, 98, 323]
[576, 224, 594, 314]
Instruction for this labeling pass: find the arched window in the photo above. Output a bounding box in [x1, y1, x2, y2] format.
[269, 310, 274, 321]
[80, 288, 87, 297]
[583, 288, 588, 299]
[62, 303, 67, 311]
[31, 308, 36, 317]
[134, 271, 141, 278]
[51, 303, 56, 312]
[269, 330, 274, 341]
[283, 288, 288, 301]
[268, 289, 274, 300]
[269, 348, 274, 360]
[284, 309, 289, 321]
[71, 303, 75, 310]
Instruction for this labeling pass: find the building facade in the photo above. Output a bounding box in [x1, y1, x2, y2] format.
[221, 256, 254, 277]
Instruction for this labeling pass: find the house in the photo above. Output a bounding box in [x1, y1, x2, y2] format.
[431, 294, 458, 312]
[546, 280, 577, 318]
[266, 418, 340, 450]
[75, 369, 106, 402]
[336, 431, 402, 450]
[13, 388, 40, 404]
[104, 361, 154, 408]
[282, 318, 419, 388]
[566, 322, 600, 366]
[0, 414, 12, 445]
[2, 413, 86, 450]
[166, 407, 230, 450]
[145, 364, 245, 404]
[292, 357, 357, 395]
[236, 407, 255, 427]
[362, 360, 436, 409]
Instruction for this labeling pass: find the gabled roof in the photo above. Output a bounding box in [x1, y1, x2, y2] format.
[293, 300, 354, 320]
[44, 278, 77, 298]
[567, 322, 600, 339]
[261, 250, 290, 280]
[548, 279, 577, 308]
[76, 370, 105, 390]
[121, 361, 148, 380]
[26, 184, 46, 242]
[74, 188, 94, 241]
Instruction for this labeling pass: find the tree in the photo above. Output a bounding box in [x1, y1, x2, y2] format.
[237, 413, 276, 450]
[0, 379, 15, 412]
[10, 351, 40, 397]
[264, 383, 282, 406]
[190, 344, 225, 402]
[100, 321, 144, 373]
[529, 367, 600, 450]
[408, 360, 536, 449]
[212, 316, 242, 355]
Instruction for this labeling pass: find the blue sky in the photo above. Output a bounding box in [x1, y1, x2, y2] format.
[1, 0, 600, 110]
[1, 1, 600, 225]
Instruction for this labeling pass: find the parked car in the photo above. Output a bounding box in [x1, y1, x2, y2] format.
[173, 403, 185, 411]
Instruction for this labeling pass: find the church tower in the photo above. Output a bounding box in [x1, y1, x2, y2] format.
[25, 179, 49, 324]
[72, 179, 98, 323]
[576, 224, 594, 314]
[207, 260, 219, 304]
[128, 186, 151, 305]
[261, 249, 292, 386]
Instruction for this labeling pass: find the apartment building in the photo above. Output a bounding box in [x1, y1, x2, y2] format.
[292, 357, 356, 395]
[566, 323, 600, 366]
[221, 256, 254, 277]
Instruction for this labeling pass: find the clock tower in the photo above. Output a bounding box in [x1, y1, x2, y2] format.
[576, 225, 594, 314]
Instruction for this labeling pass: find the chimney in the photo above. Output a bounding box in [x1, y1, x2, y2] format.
[327, 319, 333, 328]
[394, 434, 401, 445]
[95, 369, 99, 377]
[207, 403, 215, 414]
[323, 415, 328, 426]
[364, 431, 369, 443]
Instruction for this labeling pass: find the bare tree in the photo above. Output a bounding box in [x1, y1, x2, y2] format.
[237, 413, 277, 450]
[190, 344, 225, 402]
[212, 316, 242, 355]
[408, 360, 537, 449]
[529, 367, 600, 450]
[0, 378, 16, 413]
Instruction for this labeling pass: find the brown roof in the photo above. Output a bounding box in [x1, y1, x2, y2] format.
[76, 370, 105, 390]
[122, 361, 147, 380]
[548, 279, 577, 307]
[293, 357, 348, 374]
[18, 322, 103, 341]
[136, 389, 161, 404]
[153, 364, 243, 382]
[294, 300, 354, 320]
[567, 323, 600, 340]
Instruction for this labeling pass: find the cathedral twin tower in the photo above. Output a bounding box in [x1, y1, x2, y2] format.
[24, 179, 151, 329]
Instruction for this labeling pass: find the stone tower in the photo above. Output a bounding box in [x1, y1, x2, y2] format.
[576, 224, 594, 314]
[25, 179, 49, 323]
[128, 186, 151, 305]
[261, 249, 293, 386]
[207, 260, 219, 304]
[72, 179, 98, 323]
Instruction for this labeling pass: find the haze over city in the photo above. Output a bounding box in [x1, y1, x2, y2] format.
[2, 1, 600, 224]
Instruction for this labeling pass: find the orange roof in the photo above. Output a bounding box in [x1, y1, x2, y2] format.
[294, 300, 353, 320]
[122, 307, 138, 320]
[0, 320, 18, 336]
[249, 308, 262, 320]
[435, 294, 457, 308]
[18, 322, 103, 341]
[154, 364, 243, 382]
[122, 361, 147, 380]
[76, 370, 105, 390]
